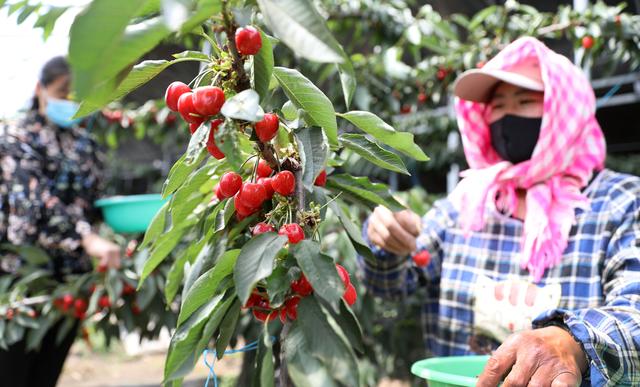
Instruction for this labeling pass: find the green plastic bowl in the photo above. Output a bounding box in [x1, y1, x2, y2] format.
[411, 355, 490, 387]
[94, 194, 168, 234]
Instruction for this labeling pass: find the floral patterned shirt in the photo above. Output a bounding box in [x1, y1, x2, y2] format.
[0, 112, 104, 278]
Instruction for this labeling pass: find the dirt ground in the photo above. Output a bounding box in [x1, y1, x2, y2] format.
[58, 342, 410, 387]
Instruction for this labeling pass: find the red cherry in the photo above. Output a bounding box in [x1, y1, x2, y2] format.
[257, 160, 273, 178]
[255, 113, 279, 142]
[26, 309, 37, 318]
[177, 92, 202, 124]
[290, 274, 313, 296]
[279, 308, 287, 324]
[343, 283, 357, 306]
[239, 182, 267, 209]
[6, 308, 14, 320]
[244, 293, 263, 308]
[96, 263, 107, 273]
[74, 311, 86, 320]
[235, 26, 262, 56]
[125, 240, 138, 258]
[279, 223, 304, 244]
[88, 284, 97, 294]
[413, 250, 431, 267]
[258, 177, 274, 199]
[207, 119, 225, 159]
[62, 294, 74, 311]
[285, 296, 300, 320]
[132, 303, 141, 315]
[400, 105, 411, 114]
[122, 283, 136, 296]
[336, 264, 350, 288]
[436, 68, 447, 80]
[234, 192, 257, 217]
[252, 222, 275, 236]
[476, 61, 486, 69]
[215, 184, 225, 201]
[272, 170, 295, 196]
[219, 172, 243, 198]
[192, 86, 225, 116]
[74, 299, 88, 314]
[98, 295, 111, 309]
[165, 81, 191, 112]
[165, 113, 177, 125]
[582, 36, 594, 49]
[615, 15, 621, 25]
[314, 170, 327, 186]
[417, 92, 428, 104]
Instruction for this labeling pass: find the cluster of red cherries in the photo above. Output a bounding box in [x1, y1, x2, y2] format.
[53, 280, 139, 320]
[244, 264, 357, 323]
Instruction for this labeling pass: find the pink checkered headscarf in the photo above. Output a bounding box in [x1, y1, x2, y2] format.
[450, 37, 606, 282]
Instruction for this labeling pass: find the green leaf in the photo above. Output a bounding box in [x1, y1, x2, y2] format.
[272, 67, 338, 147]
[162, 151, 206, 198]
[0, 244, 49, 265]
[75, 59, 177, 117]
[292, 241, 343, 311]
[233, 233, 287, 305]
[253, 28, 274, 103]
[469, 5, 498, 30]
[340, 133, 409, 175]
[326, 174, 404, 211]
[16, 4, 39, 24]
[140, 200, 169, 249]
[297, 296, 359, 386]
[69, 0, 171, 100]
[215, 119, 247, 172]
[328, 200, 375, 265]
[165, 238, 206, 304]
[265, 266, 289, 306]
[294, 126, 328, 190]
[285, 321, 337, 387]
[338, 111, 428, 161]
[33, 6, 68, 40]
[214, 299, 240, 359]
[178, 0, 221, 34]
[332, 300, 364, 354]
[256, 0, 343, 63]
[196, 293, 234, 353]
[139, 226, 187, 285]
[164, 297, 220, 382]
[178, 249, 239, 325]
[337, 58, 356, 109]
[256, 332, 275, 387]
[185, 122, 209, 165]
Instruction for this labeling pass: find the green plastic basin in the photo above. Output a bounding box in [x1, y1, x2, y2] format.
[94, 194, 168, 234]
[411, 355, 490, 387]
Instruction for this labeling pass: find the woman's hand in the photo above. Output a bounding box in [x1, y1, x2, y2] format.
[477, 326, 588, 387]
[367, 206, 421, 256]
[81, 233, 121, 270]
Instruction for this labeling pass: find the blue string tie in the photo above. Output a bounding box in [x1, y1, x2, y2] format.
[203, 337, 275, 387]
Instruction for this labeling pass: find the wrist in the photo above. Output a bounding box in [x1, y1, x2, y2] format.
[543, 323, 589, 374]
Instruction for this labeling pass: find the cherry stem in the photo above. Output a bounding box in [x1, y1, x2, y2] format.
[221, 0, 250, 92]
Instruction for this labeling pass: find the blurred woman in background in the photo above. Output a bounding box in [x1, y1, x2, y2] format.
[0, 56, 120, 387]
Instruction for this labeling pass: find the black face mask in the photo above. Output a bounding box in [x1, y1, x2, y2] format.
[489, 115, 542, 164]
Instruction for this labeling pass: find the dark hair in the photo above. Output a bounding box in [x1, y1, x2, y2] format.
[30, 56, 70, 111]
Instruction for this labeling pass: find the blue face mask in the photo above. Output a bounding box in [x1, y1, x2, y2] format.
[45, 98, 82, 128]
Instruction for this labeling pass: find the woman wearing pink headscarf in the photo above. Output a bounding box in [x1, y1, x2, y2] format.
[361, 37, 640, 386]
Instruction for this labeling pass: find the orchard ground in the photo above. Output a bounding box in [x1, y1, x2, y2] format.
[58, 340, 409, 387]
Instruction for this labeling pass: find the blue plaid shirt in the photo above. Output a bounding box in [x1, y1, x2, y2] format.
[359, 169, 640, 386]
